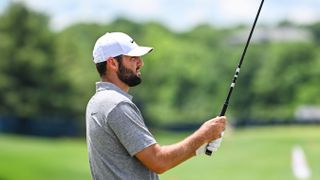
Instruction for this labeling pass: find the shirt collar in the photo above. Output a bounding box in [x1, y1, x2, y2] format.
[96, 82, 133, 100]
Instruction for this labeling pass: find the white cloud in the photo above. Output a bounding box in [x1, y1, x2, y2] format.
[287, 6, 320, 24]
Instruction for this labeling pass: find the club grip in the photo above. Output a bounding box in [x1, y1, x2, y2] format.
[205, 132, 225, 156]
[205, 148, 213, 156]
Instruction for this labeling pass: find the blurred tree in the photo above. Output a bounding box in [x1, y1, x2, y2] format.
[309, 22, 320, 44]
[2, 2, 320, 133]
[54, 23, 105, 121]
[231, 44, 267, 120]
[0, 3, 75, 124]
[251, 43, 317, 120]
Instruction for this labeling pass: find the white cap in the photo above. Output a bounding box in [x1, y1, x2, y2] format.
[92, 32, 153, 63]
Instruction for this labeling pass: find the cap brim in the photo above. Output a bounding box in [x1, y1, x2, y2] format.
[125, 46, 153, 57]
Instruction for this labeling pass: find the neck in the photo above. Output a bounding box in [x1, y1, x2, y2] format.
[101, 75, 129, 93]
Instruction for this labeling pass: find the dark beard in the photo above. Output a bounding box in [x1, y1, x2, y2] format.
[117, 61, 141, 87]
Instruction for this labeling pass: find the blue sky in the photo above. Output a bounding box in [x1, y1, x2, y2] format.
[1, 0, 320, 31]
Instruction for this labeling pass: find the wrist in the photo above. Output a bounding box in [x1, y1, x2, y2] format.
[193, 129, 208, 145]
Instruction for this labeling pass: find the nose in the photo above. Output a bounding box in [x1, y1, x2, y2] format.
[137, 57, 144, 67]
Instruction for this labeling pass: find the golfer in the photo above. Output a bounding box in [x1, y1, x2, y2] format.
[86, 32, 227, 180]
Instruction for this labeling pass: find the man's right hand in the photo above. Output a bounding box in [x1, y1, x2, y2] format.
[195, 116, 226, 156]
[198, 116, 227, 142]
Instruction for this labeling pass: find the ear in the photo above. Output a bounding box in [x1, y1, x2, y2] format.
[106, 57, 118, 71]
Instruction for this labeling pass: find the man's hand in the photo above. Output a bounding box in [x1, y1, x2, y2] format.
[198, 116, 226, 142]
[194, 116, 226, 155]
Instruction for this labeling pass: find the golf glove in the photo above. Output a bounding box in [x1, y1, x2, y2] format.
[196, 138, 223, 156]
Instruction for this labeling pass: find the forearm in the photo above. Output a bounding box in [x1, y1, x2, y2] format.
[159, 131, 207, 169]
[137, 130, 206, 174]
[136, 116, 226, 174]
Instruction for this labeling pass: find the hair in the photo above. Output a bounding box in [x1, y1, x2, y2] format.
[95, 55, 123, 77]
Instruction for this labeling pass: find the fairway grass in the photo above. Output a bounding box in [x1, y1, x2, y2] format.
[0, 125, 319, 180]
[159, 125, 320, 180]
[0, 135, 91, 180]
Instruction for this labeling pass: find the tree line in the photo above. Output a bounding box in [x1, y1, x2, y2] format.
[1, 3, 320, 129]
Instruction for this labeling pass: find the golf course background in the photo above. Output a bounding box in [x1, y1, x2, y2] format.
[1, 3, 320, 180]
[1, 125, 319, 180]
[1, 3, 320, 132]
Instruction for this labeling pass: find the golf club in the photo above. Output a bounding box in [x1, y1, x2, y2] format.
[206, 0, 265, 156]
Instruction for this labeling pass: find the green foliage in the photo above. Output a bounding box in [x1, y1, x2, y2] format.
[309, 22, 320, 44]
[0, 3, 74, 119]
[251, 43, 318, 119]
[1, 3, 320, 126]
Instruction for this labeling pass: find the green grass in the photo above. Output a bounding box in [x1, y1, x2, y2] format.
[0, 125, 319, 180]
[0, 135, 90, 180]
[159, 125, 320, 180]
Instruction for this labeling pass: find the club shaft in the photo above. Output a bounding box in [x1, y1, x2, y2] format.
[206, 0, 264, 156]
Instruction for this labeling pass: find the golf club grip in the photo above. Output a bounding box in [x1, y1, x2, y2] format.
[205, 145, 213, 156]
[205, 135, 224, 156]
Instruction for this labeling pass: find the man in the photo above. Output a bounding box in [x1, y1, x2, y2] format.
[86, 32, 227, 180]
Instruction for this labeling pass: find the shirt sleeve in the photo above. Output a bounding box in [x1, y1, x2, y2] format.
[107, 101, 157, 156]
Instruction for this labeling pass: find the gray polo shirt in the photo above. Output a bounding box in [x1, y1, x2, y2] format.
[86, 82, 158, 180]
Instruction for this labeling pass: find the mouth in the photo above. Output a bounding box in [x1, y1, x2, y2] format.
[136, 68, 141, 77]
